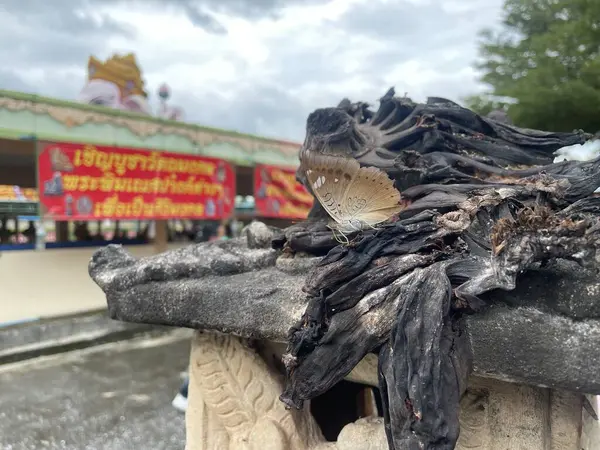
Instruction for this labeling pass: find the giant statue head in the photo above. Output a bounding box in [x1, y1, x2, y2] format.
[78, 53, 151, 115]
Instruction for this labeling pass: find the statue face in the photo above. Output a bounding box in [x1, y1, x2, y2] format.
[78, 79, 121, 108]
[78, 80, 151, 114]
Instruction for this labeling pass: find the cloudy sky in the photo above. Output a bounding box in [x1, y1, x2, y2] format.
[0, 0, 505, 142]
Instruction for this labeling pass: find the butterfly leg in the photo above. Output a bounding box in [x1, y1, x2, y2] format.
[339, 230, 350, 245]
[332, 229, 350, 245]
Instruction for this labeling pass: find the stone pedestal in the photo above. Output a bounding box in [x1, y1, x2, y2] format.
[185, 331, 596, 450]
[87, 239, 600, 449]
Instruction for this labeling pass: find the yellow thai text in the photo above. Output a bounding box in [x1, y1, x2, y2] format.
[72, 145, 217, 177]
[93, 195, 206, 218]
[268, 168, 313, 204]
[62, 173, 223, 197]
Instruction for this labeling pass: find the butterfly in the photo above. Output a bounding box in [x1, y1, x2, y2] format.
[300, 150, 402, 242]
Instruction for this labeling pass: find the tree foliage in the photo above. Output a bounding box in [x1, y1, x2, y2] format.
[476, 0, 600, 132]
[461, 94, 510, 117]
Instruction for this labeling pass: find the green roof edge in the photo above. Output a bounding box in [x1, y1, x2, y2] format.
[0, 89, 302, 148]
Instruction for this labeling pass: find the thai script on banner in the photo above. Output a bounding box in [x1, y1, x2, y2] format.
[254, 164, 312, 219]
[37, 142, 235, 220]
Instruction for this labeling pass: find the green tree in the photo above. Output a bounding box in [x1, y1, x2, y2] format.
[475, 0, 600, 132]
[461, 94, 510, 117]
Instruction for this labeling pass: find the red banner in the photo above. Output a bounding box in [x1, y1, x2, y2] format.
[254, 164, 313, 219]
[37, 142, 235, 220]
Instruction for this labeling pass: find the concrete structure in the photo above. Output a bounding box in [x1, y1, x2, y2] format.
[0, 87, 302, 239]
[89, 225, 600, 449]
[184, 332, 593, 449]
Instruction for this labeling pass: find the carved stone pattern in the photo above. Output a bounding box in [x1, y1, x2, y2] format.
[187, 331, 323, 450]
[186, 331, 587, 450]
[457, 387, 490, 449]
[0, 97, 299, 156]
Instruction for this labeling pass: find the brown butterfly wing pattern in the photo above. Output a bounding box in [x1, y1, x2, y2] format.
[301, 151, 361, 224]
[343, 166, 402, 226]
[301, 151, 402, 229]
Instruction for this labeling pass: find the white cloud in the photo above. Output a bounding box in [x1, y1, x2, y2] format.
[0, 0, 505, 141]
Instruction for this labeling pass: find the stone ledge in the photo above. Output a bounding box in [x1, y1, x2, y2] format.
[97, 252, 600, 395]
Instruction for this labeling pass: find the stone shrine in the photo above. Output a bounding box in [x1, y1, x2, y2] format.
[90, 90, 600, 449]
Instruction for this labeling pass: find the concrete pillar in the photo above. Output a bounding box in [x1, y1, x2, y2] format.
[582, 395, 600, 449]
[154, 220, 168, 254]
[458, 377, 583, 449]
[55, 221, 69, 242]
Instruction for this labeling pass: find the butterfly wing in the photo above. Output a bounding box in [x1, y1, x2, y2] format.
[301, 151, 361, 224]
[353, 207, 402, 226]
[342, 166, 402, 226]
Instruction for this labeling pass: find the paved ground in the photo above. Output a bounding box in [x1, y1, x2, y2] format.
[0, 330, 191, 450]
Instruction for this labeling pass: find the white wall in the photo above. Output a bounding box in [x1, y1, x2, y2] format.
[0, 243, 186, 324]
